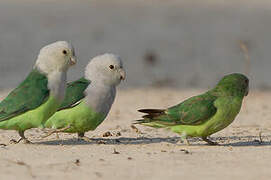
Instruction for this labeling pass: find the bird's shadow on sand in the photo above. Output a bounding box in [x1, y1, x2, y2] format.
[219, 135, 271, 147]
[35, 135, 271, 147]
[36, 137, 179, 146]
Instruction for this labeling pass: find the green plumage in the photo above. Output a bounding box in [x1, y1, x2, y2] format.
[44, 52, 126, 141]
[45, 78, 104, 138]
[0, 69, 63, 143]
[58, 77, 90, 110]
[0, 69, 49, 121]
[45, 101, 105, 134]
[136, 73, 249, 145]
[138, 94, 217, 126]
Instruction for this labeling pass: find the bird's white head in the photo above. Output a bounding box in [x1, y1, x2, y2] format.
[34, 41, 77, 74]
[85, 54, 126, 86]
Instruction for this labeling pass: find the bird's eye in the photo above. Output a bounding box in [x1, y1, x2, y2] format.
[62, 50, 67, 55]
[245, 79, 249, 84]
[109, 65, 114, 69]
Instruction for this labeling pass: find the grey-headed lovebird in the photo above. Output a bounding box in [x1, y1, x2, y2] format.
[0, 41, 77, 143]
[44, 54, 125, 141]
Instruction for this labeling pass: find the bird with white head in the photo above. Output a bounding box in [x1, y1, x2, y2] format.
[0, 41, 77, 143]
[44, 53, 125, 141]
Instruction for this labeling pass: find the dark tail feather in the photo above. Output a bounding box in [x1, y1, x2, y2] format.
[138, 108, 166, 119]
[133, 119, 147, 124]
[134, 108, 166, 125]
[138, 109, 165, 114]
[143, 115, 153, 119]
[135, 109, 170, 128]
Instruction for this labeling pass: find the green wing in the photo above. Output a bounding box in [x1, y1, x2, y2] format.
[58, 77, 90, 110]
[137, 93, 218, 126]
[0, 69, 49, 121]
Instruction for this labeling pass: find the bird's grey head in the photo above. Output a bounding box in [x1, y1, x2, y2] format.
[34, 41, 77, 74]
[85, 54, 126, 86]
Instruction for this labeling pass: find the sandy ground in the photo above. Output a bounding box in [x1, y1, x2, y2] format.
[0, 88, 271, 180]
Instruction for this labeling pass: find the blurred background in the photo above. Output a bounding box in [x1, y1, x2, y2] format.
[0, 0, 270, 90]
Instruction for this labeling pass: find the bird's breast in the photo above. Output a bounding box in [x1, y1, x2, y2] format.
[47, 71, 67, 102]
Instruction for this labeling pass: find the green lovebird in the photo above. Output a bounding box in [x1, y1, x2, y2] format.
[0, 41, 77, 143]
[135, 73, 249, 145]
[44, 54, 125, 141]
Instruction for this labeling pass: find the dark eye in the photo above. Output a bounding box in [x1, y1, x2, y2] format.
[62, 50, 67, 55]
[109, 65, 114, 69]
[245, 79, 249, 84]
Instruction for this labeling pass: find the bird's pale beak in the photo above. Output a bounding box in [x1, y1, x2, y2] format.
[119, 69, 126, 80]
[70, 57, 77, 66]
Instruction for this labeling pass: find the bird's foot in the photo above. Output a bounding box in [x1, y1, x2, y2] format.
[176, 132, 190, 146]
[56, 133, 60, 140]
[176, 137, 190, 146]
[10, 139, 19, 144]
[183, 138, 190, 146]
[78, 136, 92, 142]
[10, 138, 32, 144]
[22, 139, 32, 144]
[42, 125, 71, 138]
[202, 137, 219, 146]
[97, 140, 107, 144]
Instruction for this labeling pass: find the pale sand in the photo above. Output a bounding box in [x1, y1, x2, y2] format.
[0, 88, 270, 180]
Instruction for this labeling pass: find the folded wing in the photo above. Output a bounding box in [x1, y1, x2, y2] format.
[136, 93, 218, 126]
[58, 77, 91, 110]
[0, 69, 49, 121]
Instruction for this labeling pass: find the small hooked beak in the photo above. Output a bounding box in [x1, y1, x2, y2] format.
[69, 56, 77, 66]
[119, 69, 126, 81]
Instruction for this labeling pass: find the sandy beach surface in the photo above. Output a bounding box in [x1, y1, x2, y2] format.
[0, 88, 270, 180]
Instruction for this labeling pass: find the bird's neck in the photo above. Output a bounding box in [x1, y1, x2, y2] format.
[47, 70, 67, 102]
[84, 81, 116, 115]
[210, 85, 245, 97]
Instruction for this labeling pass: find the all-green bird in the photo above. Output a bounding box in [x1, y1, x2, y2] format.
[0, 41, 77, 143]
[135, 73, 249, 145]
[44, 54, 125, 141]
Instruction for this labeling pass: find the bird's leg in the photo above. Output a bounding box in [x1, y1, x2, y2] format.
[202, 137, 219, 146]
[77, 132, 92, 142]
[180, 136, 190, 146]
[177, 132, 190, 146]
[55, 133, 60, 140]
[10, 131, 31, 144]
[183, 138, 190, 146]
[42, 125, 71, 138]
[259, 131, 263, 143]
